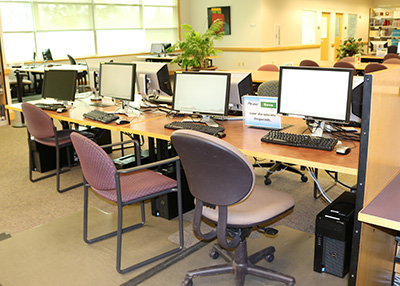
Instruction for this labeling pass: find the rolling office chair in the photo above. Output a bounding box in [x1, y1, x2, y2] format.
[21, 102, 94, 193]
[383, 53, 400, 61]
[256, 80, 308, 185]
[257, 64, 279, 72]
[67, 54, 88, 85]
[171, 130, 296, 286]
[387, 45, 398, 54]
[364, 63, 387, 74]
[339, 57, 355, 63]
[383, 58, 400, 64]
[299, 59, 319, 67]
[70, 132, 184, 274]
[333, 61, 357, 75]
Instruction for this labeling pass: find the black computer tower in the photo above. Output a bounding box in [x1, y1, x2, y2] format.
[30, 140, 74, 173]
[314, 191, 356, 278]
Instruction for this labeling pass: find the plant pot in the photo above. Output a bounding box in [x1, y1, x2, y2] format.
[190, 66, 218, 71]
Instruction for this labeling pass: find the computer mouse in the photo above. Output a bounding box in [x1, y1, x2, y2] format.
[336, 145, 351, 155]
[115, 119, 130, 125]
[56, 108, 67, 113]
[213, 131, 226, 139]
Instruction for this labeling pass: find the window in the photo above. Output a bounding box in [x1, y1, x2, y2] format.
[0, 0, 178, 62]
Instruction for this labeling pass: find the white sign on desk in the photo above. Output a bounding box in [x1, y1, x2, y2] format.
[242, 96, 282, 129]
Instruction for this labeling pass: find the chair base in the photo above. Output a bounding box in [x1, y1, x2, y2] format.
[183, 241, 296, 286]
[256, 161, 308, 185]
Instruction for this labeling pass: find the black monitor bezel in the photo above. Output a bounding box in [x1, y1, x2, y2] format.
[278, 66, 353, 124]
[133, 61, 173, 96]
[42, 48, 53, 61]
[172, 71, 231, 117]
[41, 69, 78, 102]
[98, 62, 136, 102]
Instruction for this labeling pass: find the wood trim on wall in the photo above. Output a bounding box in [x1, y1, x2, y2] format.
[217, 44, 321, 52]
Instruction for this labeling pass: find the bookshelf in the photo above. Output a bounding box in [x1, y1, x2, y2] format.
[369, 8, 400, 52]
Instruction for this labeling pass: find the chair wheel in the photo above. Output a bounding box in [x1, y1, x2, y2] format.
[265, 253, 274, 262]
[264, 178, 272, 185]
[209, 248, 220, 259]
[182, 277, 193, 286]
[301, 175, 308, 182]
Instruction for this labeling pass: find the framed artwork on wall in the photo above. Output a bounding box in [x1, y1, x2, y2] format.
[207, 6, 231, 35]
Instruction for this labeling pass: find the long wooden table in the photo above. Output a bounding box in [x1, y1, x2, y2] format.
[6, 98, 359, 175]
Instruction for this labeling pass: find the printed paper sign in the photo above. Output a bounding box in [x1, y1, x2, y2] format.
[243, 96, 282, 129]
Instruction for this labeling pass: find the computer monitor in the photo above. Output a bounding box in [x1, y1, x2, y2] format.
[172, 71, 230, 126]
[370, 40, 388, 53]
[228, 72, 253, 114]
[41, 69, 78, 103]
[132, 61, 172, 97]
[99, 62, 136, 112]
[150, 43, 164, 56]
[278, 66, 353, 136]
[350, 76, 364, 125]
[42, 48, 53, 62]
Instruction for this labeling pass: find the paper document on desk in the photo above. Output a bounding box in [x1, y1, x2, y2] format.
[242, 96, 284, 130]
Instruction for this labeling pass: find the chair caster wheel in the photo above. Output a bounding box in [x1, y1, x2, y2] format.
[265, 253, 274, 262]
[182, 277, 193, 286]
[301, 175, 308, 182]
[209, 248, 219, 259]
[264, 178, 272, 185]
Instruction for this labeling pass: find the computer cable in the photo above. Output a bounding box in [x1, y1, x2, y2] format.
[306, 167, 333, 204]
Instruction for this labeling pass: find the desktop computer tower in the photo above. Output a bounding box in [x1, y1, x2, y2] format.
[314, 191, 356, 278]
[30, 140, 73, 173]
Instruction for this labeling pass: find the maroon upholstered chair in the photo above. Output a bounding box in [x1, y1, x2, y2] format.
[340, 57, 355, 63]
[383, 53, 400, 61]
[383, 58, 400, 64]
[70, 132, 184, 274]
[364, 63, 388, 74]
[21, 102, 93, 193]
[333, 61, 357, 75]
[299, 59, 319, 67]
[388, 45, 398, 54]
[171, 130, 296, 286]
[257, 64, 279, 72]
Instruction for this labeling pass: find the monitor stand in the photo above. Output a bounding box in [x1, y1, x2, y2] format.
[311, 120, 326, 137]
[183, 115, 219, 128]
[116, 100, 141, 117]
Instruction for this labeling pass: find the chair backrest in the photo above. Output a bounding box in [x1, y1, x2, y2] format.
[299, 59, 319, 67]
[257, 64, 279, 72]
[340, 57, 355, 63]
[333, 61, 356, 75]
[171, 130, 254, 207]
[257, 80, 279, 97]
[70, 132, 117, 191]
[21, 103, 55, 139]
[383, 58, 400, 64]
[364, 63, 388, 74]
[383, 53, 400, 61]
[388, 45, 398, 54]
[67, 54, 77, 65]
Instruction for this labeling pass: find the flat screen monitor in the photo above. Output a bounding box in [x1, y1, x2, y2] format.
[42, 48, 53, 61]
[132, 61, 172, 97]
[172, 71, 230, 125]
[278, 66, 353, 125]
[229, 72, 253, 113]
[370, 40, 388, 53]
[41, 69, 77, 102]
[99, 62, 136, 102]
[150, 43, 164, 55]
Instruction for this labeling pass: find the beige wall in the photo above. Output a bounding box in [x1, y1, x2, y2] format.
[181, 0, 373, 69]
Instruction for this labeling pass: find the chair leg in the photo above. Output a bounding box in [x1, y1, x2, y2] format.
[56, 145, 83, 193]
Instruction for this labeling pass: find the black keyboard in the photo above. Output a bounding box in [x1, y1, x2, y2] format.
[83, 109, 119, 124]
[261, 130, 338, 151]
[164, 121, 224, 135]
[35, 103, 66, 111]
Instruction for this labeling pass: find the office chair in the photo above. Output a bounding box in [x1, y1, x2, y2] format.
[21, 102, 94, 193]
[67, 54, 87, 85]
[9, 70, 32, 100]
[171, 130, 296, 286]
[387, 45, 398, 54]
[70, 132, 184, 274]
[256, 80, 308, 185]
[383, 58, 400, 64]
[364, 63, 387, 74]
[383, 53, 400, 61]
[299, 59, 319, 67]
[333, 61, 356, 75]
[257, 64, 279, 72]
[340, 57, 355, 63]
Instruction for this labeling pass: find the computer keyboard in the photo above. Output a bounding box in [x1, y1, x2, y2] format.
[83, 109, 119, 124]
[164, 121, 225, 135]
[35, 103, 66, 111]
[261, 130, 338, 151]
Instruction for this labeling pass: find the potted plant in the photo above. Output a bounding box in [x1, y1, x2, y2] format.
[168, 19, 224, 70]
[336, 37, 365, 60]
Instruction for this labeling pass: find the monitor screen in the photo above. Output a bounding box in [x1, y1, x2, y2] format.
[99, 62, 136, 102]
[41, 69, 77, 102]
[132, 61, 172, 96]
[278, 66, 353, 124]
[370, 40, 388, 53]
[150, 43, 164, 55]
[42, 48, 53, 61]
[172, 71, 230, 117]
[229, 72, 253, 112]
